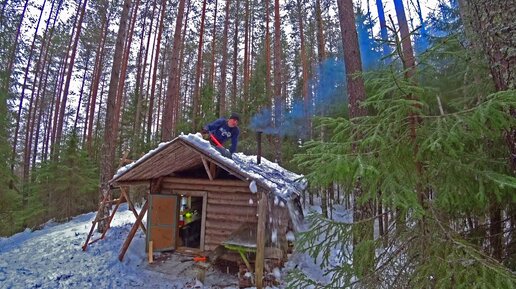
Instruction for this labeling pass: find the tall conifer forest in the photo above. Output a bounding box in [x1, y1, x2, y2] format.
[0, 0, 515, 287]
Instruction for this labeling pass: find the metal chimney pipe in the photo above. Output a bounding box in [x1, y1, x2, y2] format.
[256, 131, 262, 165]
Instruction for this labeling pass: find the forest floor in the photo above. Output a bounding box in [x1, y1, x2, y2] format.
[0, 202, 348, 289]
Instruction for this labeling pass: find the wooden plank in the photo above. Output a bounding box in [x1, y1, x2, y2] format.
[255, 193, 268, 289]
[148, 241, 153, 263]
[119, 200, 148, 261]
[163, 177, 248, 187]
[201, 157, 214, 181]
[201, 191, 207, 251]
[162, 183, 250, 193]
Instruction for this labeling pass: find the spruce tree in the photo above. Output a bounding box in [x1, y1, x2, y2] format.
[288, 2, 516, 287]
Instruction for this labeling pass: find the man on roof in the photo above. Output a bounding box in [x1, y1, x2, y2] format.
[201, 112, 240, 156]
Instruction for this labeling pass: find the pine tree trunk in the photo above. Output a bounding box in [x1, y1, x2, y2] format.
[114, 0, 141, 138]
[459, 2, 516, 262]
[315, 0, 325, 62]
[273, 0, 282, 163]
[11, 0, 47, 195]
[489, 201, 503, 260]
[218, 0, 231, 116]
[231, 0, 240, 109]
[459, 0, 515, 92]
[337, 0, 373, 279]
[242, 0, 250, 114]
[375, 0, 391, 58]
[296, 0, 309, 140]
[4, 0, 29, 91]
[87, 13, 109, 155]
[265, 0, 271, 107]
[24, 0, 59, 186]
[98, 0, 132, 233]
[54, 0, 88, 155]
[147, 0, 166, 143]
[162, 0, 187, 141]
[209, 0, 218, 88]
[191, 0, 208, 130]
[33, 54, 54, 167]
[73, 56, 90, 131]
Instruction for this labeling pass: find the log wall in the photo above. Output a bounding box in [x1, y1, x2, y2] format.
[162, 177, 259, 251]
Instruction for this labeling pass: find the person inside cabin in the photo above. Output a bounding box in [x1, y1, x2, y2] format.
[201, 112, 240, 155]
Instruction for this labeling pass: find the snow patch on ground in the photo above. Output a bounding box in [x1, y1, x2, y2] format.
[0, 198, 353, 289]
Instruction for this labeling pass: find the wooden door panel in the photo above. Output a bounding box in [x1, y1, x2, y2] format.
[148, 194, 178, 251]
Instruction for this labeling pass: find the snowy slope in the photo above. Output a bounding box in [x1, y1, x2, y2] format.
[0, 203, 346, 289]
[0, 205, 240, 289]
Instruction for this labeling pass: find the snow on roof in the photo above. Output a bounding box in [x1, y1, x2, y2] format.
[178, 133, 307, 200]
[112, 133, 307, 201]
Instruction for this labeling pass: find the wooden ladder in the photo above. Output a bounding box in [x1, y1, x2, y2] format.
[82, 186, 146, 251]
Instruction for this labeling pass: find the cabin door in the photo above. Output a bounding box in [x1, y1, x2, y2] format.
[147, 194, 179, 252]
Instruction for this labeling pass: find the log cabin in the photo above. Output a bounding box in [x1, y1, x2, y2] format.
[109, 133, 306, 287]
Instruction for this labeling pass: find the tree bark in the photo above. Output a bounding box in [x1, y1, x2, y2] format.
[192, 0, 208, 130]
[273, 0, 282, 163]
[337, 0, 372, 278]
[231, 0, 240, 110]
[99, 0, 132, 233]
[54, 0, 89, 155]
[375, 0, 391, 58]
[87, 12, 109, 155]
[315, 0, 326, 62]
[265, 0, 271, 106]
[209, 0, 218, 88]
[147, 0, 167, 144]
[4, 0, 29, 91]
[242, 0, 250, 114]
[296, 0, 309, 140]
[11, 0, 47, 194]
[162, 0, 187, 141]
[218, 0, 231, 117]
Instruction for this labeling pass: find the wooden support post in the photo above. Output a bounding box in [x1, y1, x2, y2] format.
[148, 241, 153, 263]
[118, 200, 149, 261]
[121, 188, 147, 234]
[255, 192, 268, 289]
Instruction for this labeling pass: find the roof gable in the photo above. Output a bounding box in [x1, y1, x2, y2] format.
[110, 133, 307, 200]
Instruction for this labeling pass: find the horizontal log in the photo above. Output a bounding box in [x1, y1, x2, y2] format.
[205, 234, 231, 246]
[163, 177, 248, 187]
[205, 228, 234, 238]
[205, 219, 248, 231]
[208, 191, 255, 200]
[206, 214, 257, 223]
[207, 204, 257, 216]
[162, 183, 250, 193]
[207, 198, 256, 207]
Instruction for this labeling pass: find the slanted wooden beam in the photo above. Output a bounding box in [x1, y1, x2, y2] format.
[120, 187, 146, 234]
[201, 157, 214, 180]
[255, 192, 268, 289]
[118, 200, 148, 261]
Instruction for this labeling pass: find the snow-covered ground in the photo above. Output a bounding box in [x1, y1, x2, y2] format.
[0, 203, 348, 289]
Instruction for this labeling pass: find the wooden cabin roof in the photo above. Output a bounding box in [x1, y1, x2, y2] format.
[110, 134, 306, 201]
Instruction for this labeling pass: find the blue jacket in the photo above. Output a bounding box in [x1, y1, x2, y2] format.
[203, 118, 240, 154]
